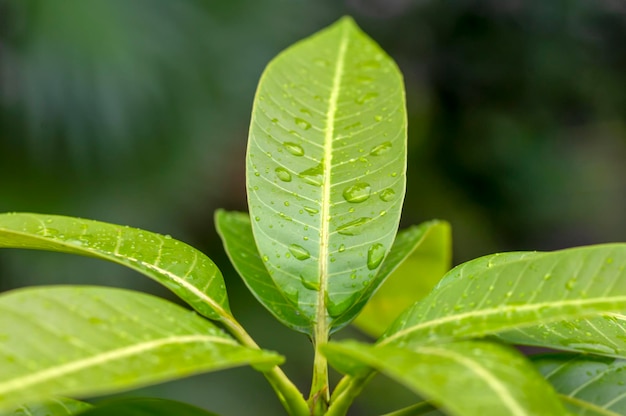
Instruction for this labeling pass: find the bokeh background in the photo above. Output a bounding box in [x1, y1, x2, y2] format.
[1, 0, 625, 414]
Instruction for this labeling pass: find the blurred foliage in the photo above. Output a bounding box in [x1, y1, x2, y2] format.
[0, 0, 625, 414]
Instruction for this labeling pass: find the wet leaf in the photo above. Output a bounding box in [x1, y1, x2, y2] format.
[0, 286, 282, 411]
[246, 17, 407, 333]
[0, 213, 230, 320]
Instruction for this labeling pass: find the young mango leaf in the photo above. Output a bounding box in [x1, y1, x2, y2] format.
[215, 210, 313, 334]
[353, 220, 451, 337]
[0, 397, 92, 416]
[0, 286, 282, 411]
[0, 213, 230, 320]
[533, 354, 626, 415]
[246, 17, 407, 333]
[323, 340, 566, 416]
[78, 398, 220, 416]
[380, 244, 626, 349]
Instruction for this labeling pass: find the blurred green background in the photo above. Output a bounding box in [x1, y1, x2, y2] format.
[0, 0, 624, 414]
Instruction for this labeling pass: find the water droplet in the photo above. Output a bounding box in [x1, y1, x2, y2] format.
[367, 243, 385, 270]
[275, 167, 292, 182]
[300, 108, 312, 116]
[374, 115, 383, 122]
[355, 92, 379, 105]
[379, 188, 396, 202]
[299, 163, 324, 187]
[295, 117, 311, 130]
[338, 244, 345, 253]
[337, 217, 372, 236]
[304, 206, 319, 215]
[283, 142, 304, 156]
[370, 141, 392, 156]
[271, 118, 279, 124]
[262, 255, 269, 262]
[350, 272, 357, 279]
[343, 183, 371, 203]
[288, 244, 310, 260]
[300, 275, 319, 291]
[566, 278, 577, 290]
[326, 292, 360, 318]
[344, 121, 362, 130]
[283, 287, 300, 305]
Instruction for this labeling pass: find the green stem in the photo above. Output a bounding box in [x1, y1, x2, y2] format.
[326, 372, 374, 416]
[308, 321, 330, 414]
[221, 316, 309, 416]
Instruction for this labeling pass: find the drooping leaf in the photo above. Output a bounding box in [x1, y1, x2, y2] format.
[533, 354, 626, 415]
[0, 397, 92, 416]
[215, 210, 313, 334]
[0, 286, 282, 411]
[78, 398, 220, 416]
[353, 220, 451, 337]
[0, 213, 230, 320]
[246, 16, 407, 333]
[323, 340, 566, 416]
[380, 244, 626, 349]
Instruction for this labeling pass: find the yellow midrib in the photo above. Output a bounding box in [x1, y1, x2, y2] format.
[316, 25, 350, 333]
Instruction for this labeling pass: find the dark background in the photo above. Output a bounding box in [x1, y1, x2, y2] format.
[1, 1, 624, 414]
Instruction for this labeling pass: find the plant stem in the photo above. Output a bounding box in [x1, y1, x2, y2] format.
[326, 372, 374, 416]
[221, 316, 309, 416]
[308, 319, 330, 414]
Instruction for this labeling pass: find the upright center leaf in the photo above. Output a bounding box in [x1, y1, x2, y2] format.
[246, 17, 406, 334]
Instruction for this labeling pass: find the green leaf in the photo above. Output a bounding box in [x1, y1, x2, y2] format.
[323, 340, 566, 416]
[533, 354, 626, 415]
[215, 210, 312, 333]
[78, 398, 219, 416]
[0, 398, 92, 416]
[246, 16, 407, 331]
[0, 213, 229, 320]
[353, 220, 451, 337]
[0, 286, 282, 411]
[380, 244, 626, 349]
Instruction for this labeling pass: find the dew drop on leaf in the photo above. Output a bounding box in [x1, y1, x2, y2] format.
[370, 141, 392, 156]
[304, 206, 319, 215]
[338, 244, 345, 253]
[343, 183, 371, 203]
[337, 217, 372, 236]
[367, 243, 385, 270]
[300, 274, 320, 291]
[275, 167, 292, 182]
[294, 117, 311, 130]
[379, 188, 396, 202]
[283, 142, 305, 156]
[298, 163, 324, 186]
[288, 244, 311, 261]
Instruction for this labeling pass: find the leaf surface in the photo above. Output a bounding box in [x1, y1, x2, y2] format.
[246, 17, 407, 331]
[534, 354, 626, 416]
[380, 244, 626, 349]
[0, 286, 282, 411]
[0, 398, 92, 416]
[215, 210, 312, 333]
[323, 340, 566, 416]
[78, 398, 220, 416]
[0, 213, 229, 320]
[353, 220, 451, 337]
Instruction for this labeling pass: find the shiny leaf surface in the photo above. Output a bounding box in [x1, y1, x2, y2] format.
[0, 286, 282, 411]
[0, 213, 229, 320]
[246, 17, 407, 331]
[323, 340, 565, 416]
[78, 398, 219, 416]
[381, 245, 626, 349]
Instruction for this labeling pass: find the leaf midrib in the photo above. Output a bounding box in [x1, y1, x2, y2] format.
[381, 296, 626, 345]
[417, 345, 527, 416]
[316, 24, 349, 332]
[0, 335, 236, 395]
